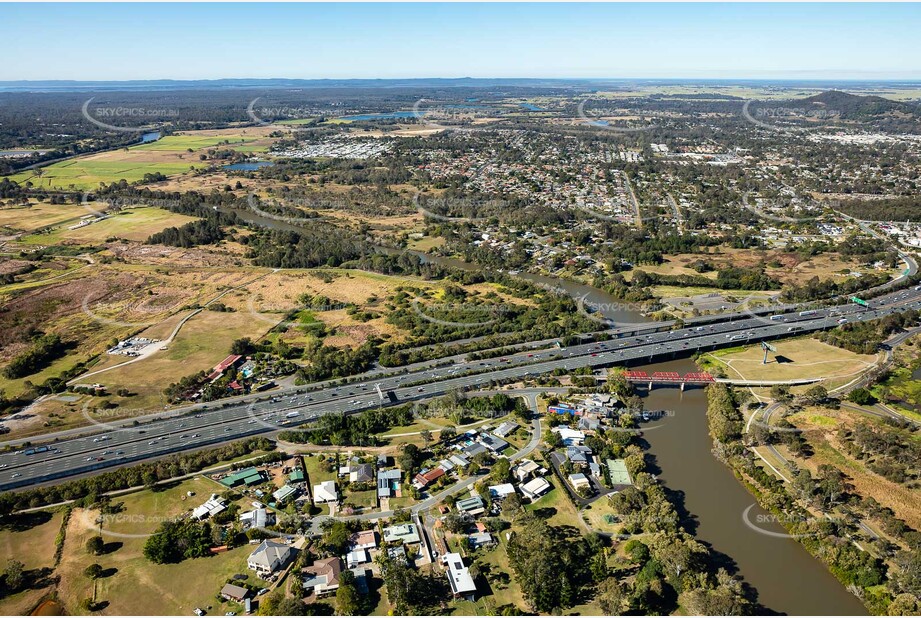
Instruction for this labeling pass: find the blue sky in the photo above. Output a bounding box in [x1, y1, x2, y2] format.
[4, 2, 921, 81]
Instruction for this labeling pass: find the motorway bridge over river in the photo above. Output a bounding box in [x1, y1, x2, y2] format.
[2, 283, 921, 492]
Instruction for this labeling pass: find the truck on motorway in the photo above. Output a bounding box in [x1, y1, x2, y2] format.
[769, 315, 785, 321]
[799, 310, 817, 317]
[285, 411, 300, 418]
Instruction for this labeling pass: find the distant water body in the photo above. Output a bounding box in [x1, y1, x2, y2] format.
[340, 111, 418, 121]
[224, 161, 274, 171]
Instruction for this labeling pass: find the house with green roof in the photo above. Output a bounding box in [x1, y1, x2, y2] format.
[220, 466, 266, 488]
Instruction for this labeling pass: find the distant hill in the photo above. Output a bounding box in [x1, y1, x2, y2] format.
[800, 90, 921, 120]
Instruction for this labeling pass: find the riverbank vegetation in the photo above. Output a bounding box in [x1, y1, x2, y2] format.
[706, 382, 921, 614]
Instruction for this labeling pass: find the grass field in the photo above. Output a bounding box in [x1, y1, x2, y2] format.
[0, 201, 88, 234]
[699, 337, 879, 388]
[0, 510, 65, 571]
[56, 476, 272, 616]
[7, 128, 277, 190]
[20, 207, 200, 245]
[0, 508, 63, 616]
[76, 307, 276, 410]
[635, 248, 897, 290]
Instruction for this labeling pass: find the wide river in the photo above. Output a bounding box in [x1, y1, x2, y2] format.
[638, 358, 867, 615]
[225, 203, 867, 614]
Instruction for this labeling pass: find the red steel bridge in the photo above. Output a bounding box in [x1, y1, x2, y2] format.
[623, 370, 716, 390]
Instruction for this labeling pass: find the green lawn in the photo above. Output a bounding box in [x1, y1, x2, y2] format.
[19, 207, 200, 245]
[132, 134, 259, 152]
[11, 159, 197, 190]
[56, 476, 274, 615]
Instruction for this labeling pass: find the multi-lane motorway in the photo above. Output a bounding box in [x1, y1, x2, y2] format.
[2, 284, 921, 492]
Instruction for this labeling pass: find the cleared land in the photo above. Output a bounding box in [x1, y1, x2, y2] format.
[699, 337, 879, 389]
[20, 207, 200, 245]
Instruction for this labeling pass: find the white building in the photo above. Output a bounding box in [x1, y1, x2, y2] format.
[192, 494, 226, 520]
[444, 552, 477, 600]
[488, 483, 516, 500]
[313, 480, 338, 503]
[247, 540, 291, 575]
[520, 476, 551, 500]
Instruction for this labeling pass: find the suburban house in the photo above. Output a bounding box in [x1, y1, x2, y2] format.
[383, 523, 421, 545]
[313, 480, 338, 503]
[288, 469, 306, 484]
[577, 416, 601, 432]
[493, 421, 519, 438]
[377, 468, 402, 499]
[387, 545, 408, 563]
[566, 445, 592, 467]
[239, 508, 274, 530]
[478, 434, 509, 453]
[247, 540, 292, 575]
[350, 567, 370, 595]
[488, 483, 516, 500]
[349, 463, 374, 484]
[456, 495, 486, 516]
[346, 548, 370, 569]
[569, 473, 591, 492]
[444, 552, 477, 600]
[520, 476, 551, 500]
[553, 426, 586, 446]
[548, 404, 577, 416]
[220, 583, 249, 603]
[589, 461, 602, 478]
[192, 495, 226, 520]
[449, 454, 470, 468]
[349, 530, 378, 551]
[272, 484, 298, 505]
[461, 442, 488, 458]
[413, 467, 445, 489]
[468, 532, 495, 549]
[513, 459, 543, 482]
[207, 354, 243, 382]
[303, 557, 342, 597]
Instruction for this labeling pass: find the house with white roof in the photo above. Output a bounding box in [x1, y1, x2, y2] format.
[313, 480, 338, 503]
[444, 552, 477, 600]
[192, 494, 226, 520]
[520, 476, 551, 500]
[247, 540, 291, 575]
